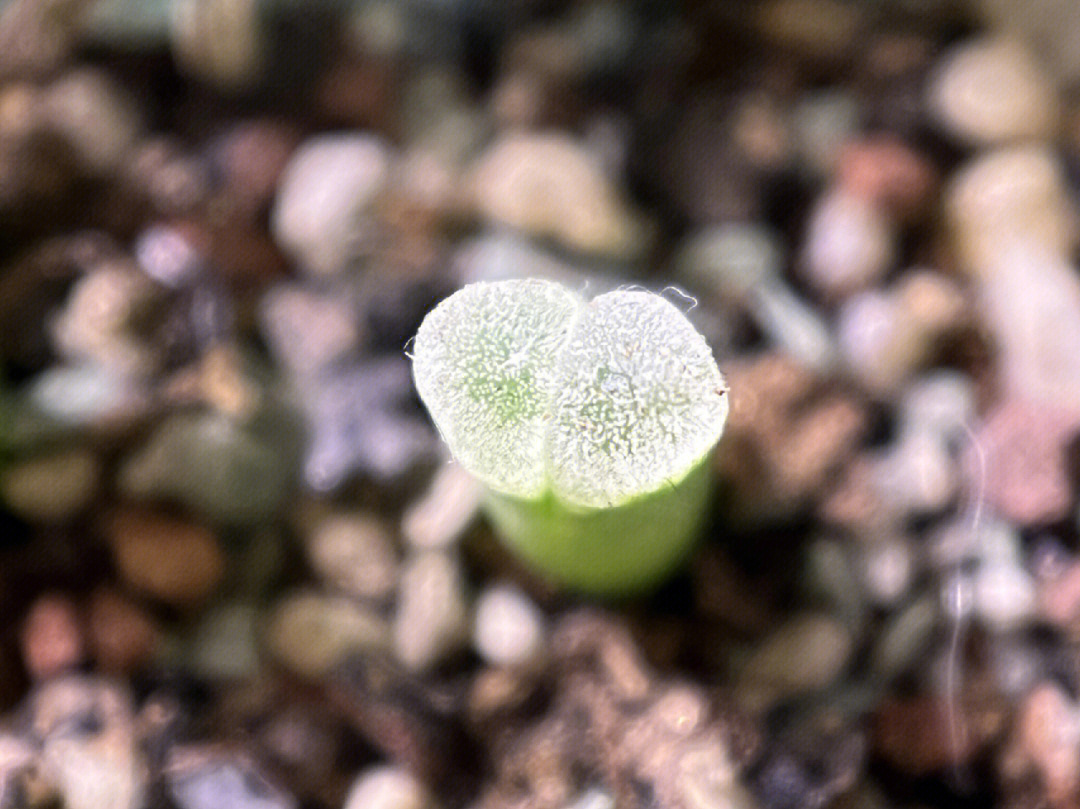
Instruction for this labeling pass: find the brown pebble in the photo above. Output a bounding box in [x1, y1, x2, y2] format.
[87, 588, 159, 674]
[106, 508, 225, 607]
[873, 696, 979, 775]
[19, 593, 83, 679]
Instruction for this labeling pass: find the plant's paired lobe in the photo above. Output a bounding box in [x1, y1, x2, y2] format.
[411, 279, 729, 595]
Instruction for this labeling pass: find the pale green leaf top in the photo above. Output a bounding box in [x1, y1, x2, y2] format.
[411, 279, 728, 508]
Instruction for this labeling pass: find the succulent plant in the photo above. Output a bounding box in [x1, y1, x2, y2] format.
[411, 278, 728, 595]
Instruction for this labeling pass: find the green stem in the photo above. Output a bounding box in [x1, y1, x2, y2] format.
[482, 458, 713, 596]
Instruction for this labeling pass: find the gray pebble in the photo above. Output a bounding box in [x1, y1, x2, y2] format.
[393, 552, 469, 671]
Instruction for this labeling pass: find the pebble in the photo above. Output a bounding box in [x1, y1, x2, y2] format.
[469, 131, 644, 258]
[872, 695, 978, 775]
[973, 558, 1037, 633]
[49, 262, 158, 377]
[472, 584, 547, 670]
[342, 765, 435, 809]
[837, 135, 935, 219]
[271, 133, 392, 278]
[946, 146, 1075, 275]
[134, 224, 204, 288]
[754, 0, 860, 60]
[40, 67, 143, 173]
[869, 592, 938, 680]
[401, 461, 482, 550]
[871, 427, 957, 516]
[967, 397, 1077, 525]
[166, 747, 297, 809]
[20, 593, 84, 679]
[0, 732, 36, 807]
[976, 243, 1080, 411]
[27, 363, 146, 426]
[1014, 682, 1080, 806]
[836, 270, 966, 395]
[800, 187, 894, 299]
[791, 90, 861, 177]
[393, 552, 469, 671]
[0, 448, 99, 522]
[263, 591, 388, 679]
[106, 508, 225, 607]
[118, 410, 298, 525]
[169, 0, 265, 91]
[301, 359, 432, 490]
[564, 786, 615, 809]
[671, 733, 756, 809]
[900, 371, 977, 441]
[980, 0, 1080, 84]
[188, 602, 261, 681]
[28, 675, 144, 809]
[675, 223, 784, 301]
[305, 512, 398, 602]
[927, 37, 1059, 145]
[739, 613, 852, 706]
[86, 588, 159, 675]
[259, 283, 361, 377]
[857, 534, 916, 607]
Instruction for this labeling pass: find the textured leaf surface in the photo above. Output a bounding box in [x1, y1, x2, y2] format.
[412, 279, 583, 499]
[411, 279, 728, 506]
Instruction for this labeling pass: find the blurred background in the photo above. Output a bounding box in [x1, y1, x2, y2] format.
[0, 0, 1079, 808]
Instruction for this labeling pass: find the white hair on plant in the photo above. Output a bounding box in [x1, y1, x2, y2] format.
[411, 278, 728, 507]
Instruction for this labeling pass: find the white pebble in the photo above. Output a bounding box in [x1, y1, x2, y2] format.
[272, 133, 391, 278]
[343, 765, 435, 809]
[801, 187, 894, 297]
[393, 552, 468, 671]
[402, 462, 481, 550]
[473, 584, 547, 669]
[927, 37, 1059, 145]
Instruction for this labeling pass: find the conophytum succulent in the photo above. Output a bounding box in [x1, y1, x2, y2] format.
[411, 278, 729, 595]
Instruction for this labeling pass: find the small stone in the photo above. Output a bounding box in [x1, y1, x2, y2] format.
[271, 133, 392, 278]
[791, 90, 861, 177]
[1014, 682, 1080, 805]
[473, 584, 547, 669]
[20, 593, 84, 679]
[564, 786, 616, 809]
[968, 397, 1077, 525]
[674, 223, 784, 302]
[803, 538, 866, 633]
[858, 534, 916, 607]
[27, 363, 146, 426]
[976, 243, 1080, 411]
[188, 602, 260, 681]
[672, 734, 754, 809]
[739, 613, 852, 706]
[301, 359, 432, 490]
[49, 262, 158, 377]
[900, 371, 977, 440]
[169, 0, 265, 91]
[872, 696, 979, 775]
[40, 68, 143, 174]
[870, 592, 938, 680]
[801, 187, 894, 298]
[872, 428, 957, 516]
[838, 135, 935, 218]
[927, 37, 1059, 146]
[259, 284, 360, 377]
[755, 0, 860, 60]
[401, 461, 481, 550]
[0, 732, 37, 806]
[342, 765, 435, 809]
[1, 448, 99, 522]
[974, 560, 1036, 632]
[979, 0, 1080, 84]
[207, 119, 299, 218]
[469, 131, 645, 258]
[28, 675, 143, 809]
[86, 589, 159, 675]
[106, 509, 225, 607]
[263, 591, 388, 679]
[118, 410, 299, 525]
[946, 146, 1075, 275]
[393, 552, 469, 671]
[305, 512, 398, 602]
[166, 747, 296, 809]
